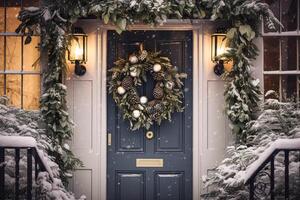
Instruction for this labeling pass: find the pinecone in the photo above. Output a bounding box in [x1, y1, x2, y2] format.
[128, 93, 140, 105]
[147, 100, 157, 107]
[153, 86, 164, 99]
[146, 100, 157, 114]
[153, 72, 164, 81]
[139, 50, 148, 61]
[121, 76, 133, 90]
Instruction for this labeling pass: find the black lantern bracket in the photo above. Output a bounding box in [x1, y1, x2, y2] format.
[74, 60, 87, 76]
[213, 60, 225, 76]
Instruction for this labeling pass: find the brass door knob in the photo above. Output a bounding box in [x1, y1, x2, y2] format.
[146, 131, 154, 140]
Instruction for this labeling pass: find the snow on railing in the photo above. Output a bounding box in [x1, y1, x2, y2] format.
[0, 136, 54, 200]
[0, 136, 53, 179]
[244, 138, 300, 183]
[0, 136, 37, 147]
[244, 138, 300, 200]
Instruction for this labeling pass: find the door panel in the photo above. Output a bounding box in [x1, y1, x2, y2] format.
[116, 172, 145, 200]
[107, 31, 193, 200]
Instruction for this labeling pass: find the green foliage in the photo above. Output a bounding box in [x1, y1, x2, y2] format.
[17, 5, 82, 184]
[209, 0, 281, 142]
[15, 0, 280, 182]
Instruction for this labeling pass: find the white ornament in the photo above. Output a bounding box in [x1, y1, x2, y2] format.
[130, 71, 138, 77]
[129, 55, 138, 64]
[130, 67, 138, 77]
[132, 110, 141, 118]
[117, 86, 126, 95]
[153, 63, 162, 72]
[140, 96, 148, 104]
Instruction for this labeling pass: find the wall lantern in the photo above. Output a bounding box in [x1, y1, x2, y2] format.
[211, 32, 228, 76]
[68, 27, 88, 76]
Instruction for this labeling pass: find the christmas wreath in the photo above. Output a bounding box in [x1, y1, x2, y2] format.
[108, 50, 187, 130]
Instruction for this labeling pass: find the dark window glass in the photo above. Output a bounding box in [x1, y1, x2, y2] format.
[282, 75, 298, 101]
[264, 75, 280, 99]
[281, 0, 298, 32]
[281, 37, 297, 71]
[264, 37, 280, 71]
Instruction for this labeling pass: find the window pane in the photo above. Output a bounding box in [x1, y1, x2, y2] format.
[23, 36, 40, 71]
[6, 74, 21, 107]
[6, 36, 21, 71]
[23, 75, 40, 110]
[281, 37, 297, 70]
[281, 0, 298, 32]
[264, 37, 280, 71]
[0, 36, 3, 71]
[282, 75, 297, 101]
[0, 74, 4, 96]
[264, 0, 280, 32]
[5, 0, 21, 32]
[264, 75, 280, 99]
[0, 7, 4, 32]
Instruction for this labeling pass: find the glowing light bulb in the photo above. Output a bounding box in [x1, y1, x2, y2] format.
[74, 46, 83, 60]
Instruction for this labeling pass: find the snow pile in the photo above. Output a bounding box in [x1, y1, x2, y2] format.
[0, 96, 78, 199]
[203, 99, 300, 199]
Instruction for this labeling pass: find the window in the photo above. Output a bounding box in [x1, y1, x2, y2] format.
[263, 0, 300, 102]
[0, 0, 41, 110]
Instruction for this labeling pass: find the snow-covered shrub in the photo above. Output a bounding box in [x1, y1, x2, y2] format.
[203, 99, 300, 199]
[0, 96, 78, 199]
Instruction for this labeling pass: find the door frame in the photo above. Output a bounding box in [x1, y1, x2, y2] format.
[94, 20, 210, 200]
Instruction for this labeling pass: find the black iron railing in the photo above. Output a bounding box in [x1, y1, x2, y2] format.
[244, 139, 300, 200]
[0, 140, 52, 200]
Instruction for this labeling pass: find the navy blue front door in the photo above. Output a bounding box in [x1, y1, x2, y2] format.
[107, 31, 193, 200]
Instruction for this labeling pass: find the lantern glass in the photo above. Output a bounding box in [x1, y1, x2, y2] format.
[68, 33, 88, 63]
[211, 33, 228, 62]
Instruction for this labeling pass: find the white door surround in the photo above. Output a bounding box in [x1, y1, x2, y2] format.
[68, 19, 231, 200]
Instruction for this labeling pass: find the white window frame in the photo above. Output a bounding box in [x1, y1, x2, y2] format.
[262, 0, 300, 102]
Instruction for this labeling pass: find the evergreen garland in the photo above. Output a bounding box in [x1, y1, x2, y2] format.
[15, 0, 280, 182]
